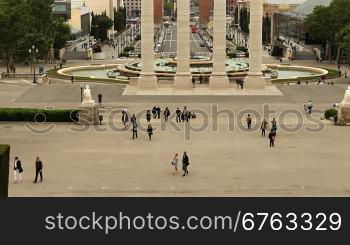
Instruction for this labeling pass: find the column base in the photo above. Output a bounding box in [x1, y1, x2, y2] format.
[174, 74, 193, 89]
[209, 73, 230, 89]
[245, 75, 266, 89]
[138, 74, 158, 89]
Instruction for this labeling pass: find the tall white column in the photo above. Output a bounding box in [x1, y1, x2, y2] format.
[108, 0, 115, 38]
[174, 0, 192, 89]
[210, 0, 230, 89]
[245, 0, 266, 89]
[138, 0, 157, 89]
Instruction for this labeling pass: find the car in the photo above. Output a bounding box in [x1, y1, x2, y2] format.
[200, 43, 206, 47]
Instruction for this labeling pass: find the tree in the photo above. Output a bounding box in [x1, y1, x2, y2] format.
[263, 14, 271, 44]
[0, 0, 29, 73]
[234, 6, 239, 25]
[239, 7, 250, 34]
[114, 7, 127, 32]
[92, 14, 113, 41]
[336, 25, 350, 64]
[53, 18, 71, 58]
[164, 0, 174, 16]
[0, 0, 70, 72]
[304, 0, 350, 62]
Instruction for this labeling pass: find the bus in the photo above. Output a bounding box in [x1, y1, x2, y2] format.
[191, 25, 197, 33]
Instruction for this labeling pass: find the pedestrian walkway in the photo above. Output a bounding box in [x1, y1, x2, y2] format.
[123, 85, 283, 96]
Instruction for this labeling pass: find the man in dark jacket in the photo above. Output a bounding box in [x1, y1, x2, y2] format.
[176, 107, 181, 122]
[13, 157, 23, 183]
[156, 106, 161, 119]
[182, 152, 190, 177]
[34, 157, 43, 183]
[268, 130, 276, 147]
[132, 124, 138, 139]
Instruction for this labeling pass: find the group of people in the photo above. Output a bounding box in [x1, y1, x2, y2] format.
[246, 115, 278, 147]
[175, 106, 196, 123]
[171, 152, 190, 177]
[122, 106, 197, 141]
[13, 156, 44, 184]
[304, 100, 313, 114]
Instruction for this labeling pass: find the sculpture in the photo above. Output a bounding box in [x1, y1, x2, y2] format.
[82, 85, 95, 105]
[337, 86, 350, 125]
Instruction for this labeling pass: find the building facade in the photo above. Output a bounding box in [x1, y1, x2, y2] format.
[124, 0, 163, 24]
[199, 0, 213, 28]
[227, 0, 237, 16]
[53, 0, 72, 20]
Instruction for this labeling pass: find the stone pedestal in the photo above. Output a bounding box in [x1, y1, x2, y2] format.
[245, 75, 267, 89]
[210, 73, 230, 89]
[210, 1, 229, 89]
[138, 0, 157, 89]
[338, 104, 350, 125]
[138, 73, 158, 89]
[245, 0, 266, 89]
[174, 0, 192, 89]
[79, 104, 99, 125]
[337, 86, 350, 125]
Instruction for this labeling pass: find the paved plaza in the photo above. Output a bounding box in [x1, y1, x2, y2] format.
[0, 79, 349, 197]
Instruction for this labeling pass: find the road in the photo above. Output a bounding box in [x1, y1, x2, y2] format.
[158, 23, 210, 57]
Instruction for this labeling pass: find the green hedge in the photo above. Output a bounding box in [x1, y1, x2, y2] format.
[0, 108, 79, 122]
[124, 46, 135, 52]
[236, 46, 248, 52]
[228, 53, 237, 59]
[0, 144, 10, 197]
[324, 108, 338, 120]
[119, 52, 130, 57]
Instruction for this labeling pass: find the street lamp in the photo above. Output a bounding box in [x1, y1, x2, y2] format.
[80, 84, 84, 103]
[28, 45, 39, 84]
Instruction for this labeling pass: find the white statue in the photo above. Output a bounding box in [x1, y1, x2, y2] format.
[337, 86, 350, 125]
[344, 86, 350, 102]
[82, 85, 95, 105]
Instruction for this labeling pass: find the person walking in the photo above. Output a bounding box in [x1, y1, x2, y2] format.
[271, 118, 278, 133]
[268, 129, 276, 147]
[13, 157, 23, 183]
[171, 153, 179, 175]
[131, 114, 136, 125]
[33, 157, 43, 183]
[176, 107, 181, 122]
[152, 106, 157, 119]
[132, 120, 137, 140]
[307, 100, 313, 114]
[261, 119, 268, 137]
[199, 75, 203, 84]
[122, 110, 129, 130]
[146, 110, 151, 123]
[164, 107, 170, 122]
[182, 106, 189, 122]
[156, 106, 161, 119]
[147, 124, 153, 141]
[246, 114, 252, 130]
[182, 152, 190, 177]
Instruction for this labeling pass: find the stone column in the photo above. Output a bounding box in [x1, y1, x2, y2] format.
[138, 0, 157, 89]
[245, 0, 266, 89]
[108, 0, 114, 38]
[174, 0, 192, 89]
[209, 0, 230, 89]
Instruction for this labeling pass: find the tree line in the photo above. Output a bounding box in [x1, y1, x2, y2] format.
[0, 0, 70, 73]
[304, 0, 350, 63]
